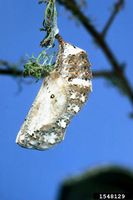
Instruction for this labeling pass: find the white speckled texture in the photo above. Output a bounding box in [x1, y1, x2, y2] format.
[16, 42, 92, 150]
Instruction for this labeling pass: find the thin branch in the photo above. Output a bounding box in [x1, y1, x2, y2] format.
[0, 63, 115, 79]
[0, 68, 23, 77]
[57, 0, 133, 106]
[0, 59, 23, 77]
[102, 0, 125, 37]
[1, 61, 133, 105]
[93, 70, 114, 79]
[55, 33, 65, 45]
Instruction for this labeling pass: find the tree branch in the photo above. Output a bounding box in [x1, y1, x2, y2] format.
[1, 60, 133, 105]
[93, 70, 114, 79]
[0, 62, 116, 80]
[0, 59, 23, 77]
[0, 68, 23, 77]
[102, 0, 125, 37]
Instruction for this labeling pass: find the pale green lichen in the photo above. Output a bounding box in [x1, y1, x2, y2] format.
[23, 50, 55, 80]
[23, 0, 59, 80]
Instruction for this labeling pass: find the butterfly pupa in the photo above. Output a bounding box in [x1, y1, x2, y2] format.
[16, 42, 92, 150]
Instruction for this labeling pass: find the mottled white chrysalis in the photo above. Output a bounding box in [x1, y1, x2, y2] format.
[16, 42, 92, 150]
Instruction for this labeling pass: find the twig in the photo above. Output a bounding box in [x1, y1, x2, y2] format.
[55, 33, 65, 45]
[93, 70, 114, 79]
[0, 63, 114, 79]
[0, 68, 23, 77]
[102, 0, 125, 37]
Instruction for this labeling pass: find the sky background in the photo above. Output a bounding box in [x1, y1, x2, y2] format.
[0, 1, 133, 200]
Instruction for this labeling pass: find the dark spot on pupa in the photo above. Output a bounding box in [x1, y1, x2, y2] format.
[83, 66, 88, 70]
[68, 77, 72, 82]
[80, 54, 85, 59]
[50, 94, 55, 98]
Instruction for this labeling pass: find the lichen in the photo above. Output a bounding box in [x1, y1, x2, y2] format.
[23, 0, 59, 80]
[23, 50, 55, 80]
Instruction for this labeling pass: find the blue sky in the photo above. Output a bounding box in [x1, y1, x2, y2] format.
[0, 1, 133, 200]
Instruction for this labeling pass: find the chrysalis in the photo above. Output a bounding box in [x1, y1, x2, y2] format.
[16, 42, 92, 150]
